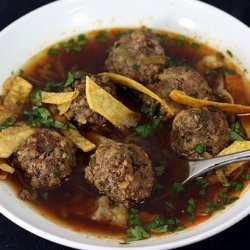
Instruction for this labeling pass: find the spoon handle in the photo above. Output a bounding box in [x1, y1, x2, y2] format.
[183, 150, 250, 183]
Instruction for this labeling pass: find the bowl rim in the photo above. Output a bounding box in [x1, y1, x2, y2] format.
[0, 0, 250, 249]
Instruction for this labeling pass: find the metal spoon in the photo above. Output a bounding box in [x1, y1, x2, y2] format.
[182, 150, 250, 184]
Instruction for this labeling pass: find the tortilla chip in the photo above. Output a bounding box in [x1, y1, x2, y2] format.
[86, 76, 140, 128]
[0, 106, 15, 124]
[2, 76, 15, 96]
[102, 72, 174, 116]
[0, 125, 36, 158]
[240, 116, 250, 139]
[41, 91, 79, 105]
[61, 129, 96, 152]
[4, 77, 33, 110]
[58, 101, 72, 115]
[0, 161, 15, 174]
[169, 90, 250, 113]
[218, 141, 250, 175]
[0, 171, 8, 180]
[85, 131, 116, 146]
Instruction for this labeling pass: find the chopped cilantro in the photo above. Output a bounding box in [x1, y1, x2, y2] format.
[186, 198, 195, 214]
[226, 50, 233, 57]
[19, 69, 24, 76]
[42, 192, 49, 200]
[140, 103, 160, 118]
[230, 121, 246, 142]
[48, 48, 59, 55]
[191, 42, 200, 49]
[64, 72, 74, 88]
[134, 118, 160, 138]
[95, 30, 107, 43]
[128, 208, 142, 226]
[205, 68, 237, 76]
[233, 182, 243, 191]
[164, 201, 174, 210]
[165, 56, 176, 67]
[154, 183, 164, 192]
[194, 143, 207, 154]
[0, 118, 13, 131]
[172, 182, 185, 193]
[155, 164, 166, 177]
[132, 64, 139, 70]
[126, 226, 150, 242]
[44, 71, 74, 92]
[144, 216, 168, 232]
[243, 174, 250, 181]
[24, 90, 70, 129]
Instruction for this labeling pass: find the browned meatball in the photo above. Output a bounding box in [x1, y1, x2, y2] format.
[64, 73, 117, 127]
[85, 142, 155, 207]
[105, 30, 165, 84]
[143, 66, 212, 119]
[170, 108, 230, 160]
[15, 129, 76, 189]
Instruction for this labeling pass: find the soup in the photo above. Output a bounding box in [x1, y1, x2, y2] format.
[1, 28, 250, 242]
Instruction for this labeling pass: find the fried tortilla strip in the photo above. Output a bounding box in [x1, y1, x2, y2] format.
[218, 141, 250, 176]
[41, 91, 79, 104]
[240, 116, 250, 139]
[169, 90, 250, 113]
[102, 72, 174, 116]
[0, 125, 36, 158]
[2, 76, 15, 95]
[0, 160, 15, 174]
[86, 76, 140, 128]
[85, 131, 116, 146]
[4, 77, 33, 111]
[57, 101, 72, 115]
[61, 129, 96, 152]
[0, 106, 15, 124]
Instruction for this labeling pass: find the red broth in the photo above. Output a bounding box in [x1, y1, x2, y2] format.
[6, 28, 250, 239]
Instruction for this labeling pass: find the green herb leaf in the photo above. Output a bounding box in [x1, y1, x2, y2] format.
[233, 182, 243, 191]
[154, 183, 164, 192]
[194, 143, 207, 154]
[132, 64, 139, 70]
[155, 164, 166, 177]
[135, 118, 160, 138]
[191, 42, 200, 49]
[95, 30, 107, 43]
[172, 182, 185, 193]
[186, 198, 196, 214]
[230, 121, 246, 142]
[0, 118, 13, 131]
[226, 50, 233, 57]
[164, 201, 174, 210]
[64, 72, 74, 88]
[42, 192, 49, 200]
[242, 174, 250, 181]
[205, 68, 237, 76]
[128, 208, 142, 227]
[126, 226, 150, 242]
[140, 103, 160, 118]
[48, 48, 59, 55]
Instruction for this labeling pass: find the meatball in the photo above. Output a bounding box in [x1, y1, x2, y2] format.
[143, 66, 212, 119]
[85, 142, 154, 207]
[15, 129, 76, 189]
[170, 108, 230, 160]
[64, 73, 117, 127]
[105, 30, 165, 84]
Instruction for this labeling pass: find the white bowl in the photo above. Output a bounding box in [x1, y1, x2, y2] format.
[0, 0, 249, 249]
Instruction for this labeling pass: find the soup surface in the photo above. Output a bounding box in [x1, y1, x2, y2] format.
[1, 28, 250, 242]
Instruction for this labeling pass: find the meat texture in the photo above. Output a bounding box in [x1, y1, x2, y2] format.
[105, 30, 165, 84]
[15, 129, 76, 189]
[85, 142, 155, 207]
